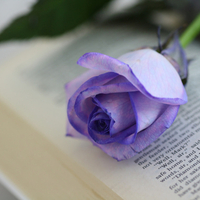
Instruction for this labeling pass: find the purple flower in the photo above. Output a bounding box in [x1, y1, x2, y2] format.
[65, 37, 188, 161]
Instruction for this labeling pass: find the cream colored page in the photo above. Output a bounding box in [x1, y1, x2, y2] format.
[0, 23, 199, 200]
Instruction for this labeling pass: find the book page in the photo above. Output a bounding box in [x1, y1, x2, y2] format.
[0, 21, 200, 200]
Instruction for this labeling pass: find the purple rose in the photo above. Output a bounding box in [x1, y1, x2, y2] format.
[66, 39, 188, 161]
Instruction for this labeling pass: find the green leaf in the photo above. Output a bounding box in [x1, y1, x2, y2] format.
[0, 0, 112, 42]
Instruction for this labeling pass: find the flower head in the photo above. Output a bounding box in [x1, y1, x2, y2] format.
[65, 33, 188, 161]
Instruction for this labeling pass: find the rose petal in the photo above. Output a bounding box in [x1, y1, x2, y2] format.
[94, 93, 136, 135]
[88, 106, 136, 144]
[131, 105, 179, 152]
[74, 80, 137, 123]
[66, 117, 87, 139]
[67, 72, 118, 137]
[104, 74, 131, 85]
[66, 69, 107, 136]
[93, 104, 179, 161]
[77, 50, 187, 105]
[65, 69, 106, 100]
[121, 92, 168, 144]
[94, 141, 138, 161]
[90, 112, 110, 135]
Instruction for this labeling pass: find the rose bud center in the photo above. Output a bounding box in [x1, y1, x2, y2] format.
[89, 108, 110, 135]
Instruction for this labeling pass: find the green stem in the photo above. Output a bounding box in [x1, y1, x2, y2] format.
[180, 13, 200, 48]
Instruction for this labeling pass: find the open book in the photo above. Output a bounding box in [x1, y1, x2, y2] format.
[0, 21, 200, 200]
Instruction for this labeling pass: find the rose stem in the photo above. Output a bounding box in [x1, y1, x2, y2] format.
[180, 13, 200, 48]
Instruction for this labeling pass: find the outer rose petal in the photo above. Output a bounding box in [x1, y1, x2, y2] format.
[121, 92, 168, 144]
[77, 49, 187, 105]
[65, 69, 107, 101]
[74, 81, 137, 123]
[66, 118, 87, 139]
[67, 72, 118, 137]
[66, 69, 107, 136]
[131, 105, 179, 153]
[93, 105, 179, 161]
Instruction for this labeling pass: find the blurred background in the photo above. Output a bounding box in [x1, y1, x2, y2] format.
[0, 0, 200, 66]
[0, 1, 35, 199]
[0, 0, 199, 70]
[0, 0, 200, 42]
[0, 181, 18, 200]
